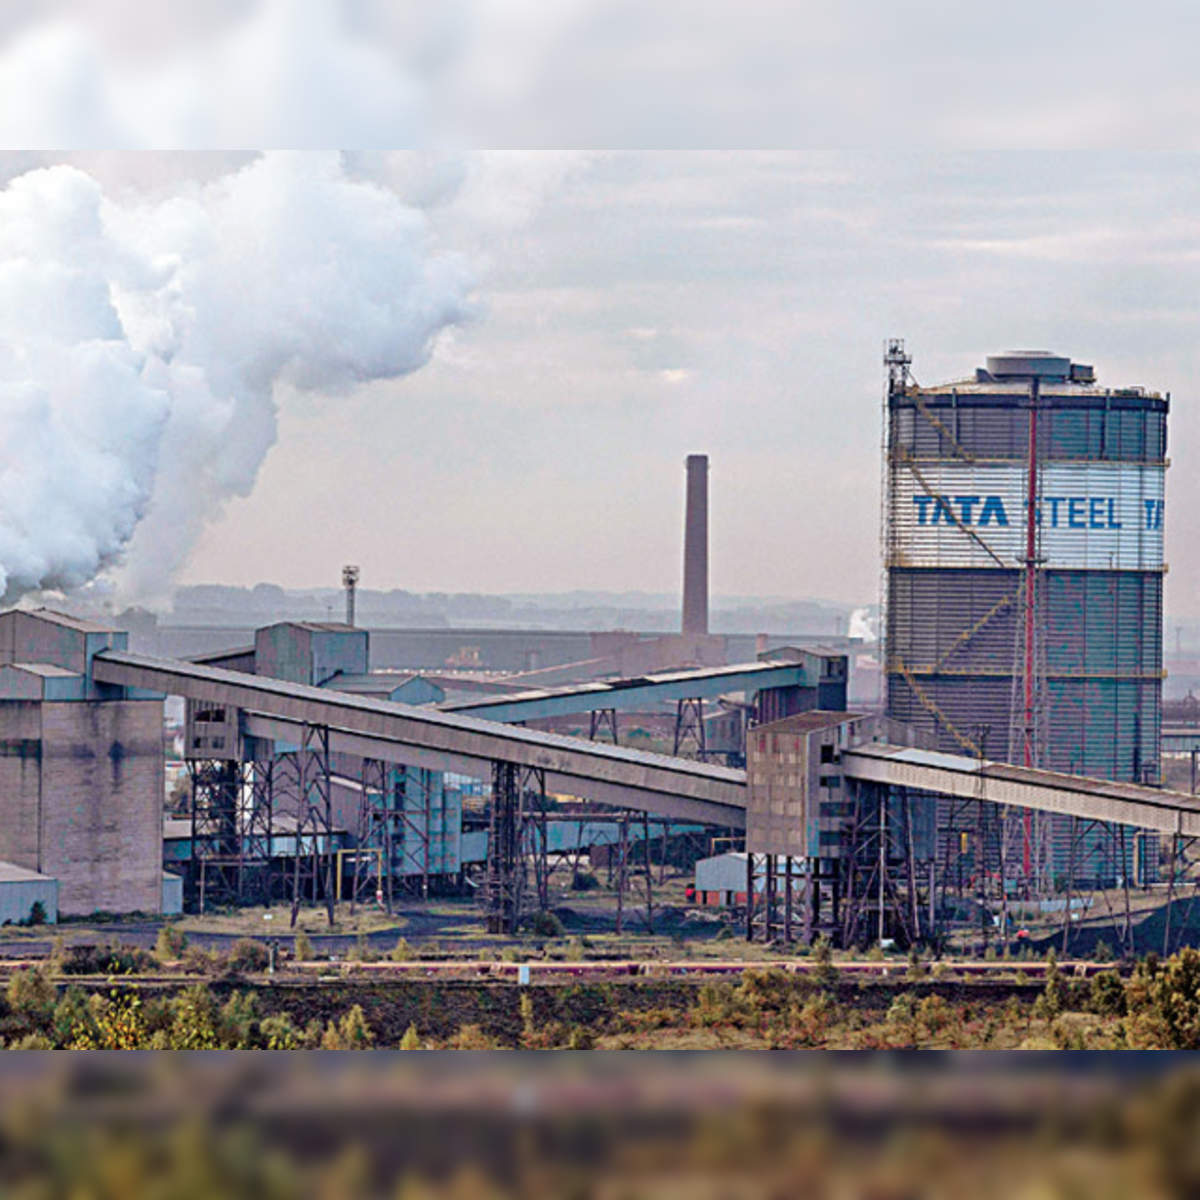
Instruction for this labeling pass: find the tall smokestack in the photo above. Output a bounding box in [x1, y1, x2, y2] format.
[682, 454, 709, 635]
[342, 564, 360, 627]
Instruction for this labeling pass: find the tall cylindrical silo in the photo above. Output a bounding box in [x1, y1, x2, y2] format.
[883, 347, 1167, 883]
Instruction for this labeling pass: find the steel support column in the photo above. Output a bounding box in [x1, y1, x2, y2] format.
[673, 697, 707, 758]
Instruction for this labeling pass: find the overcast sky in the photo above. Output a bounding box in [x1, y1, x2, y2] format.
[188, 151, 1200, 619]
[2, 4, 1199, 616]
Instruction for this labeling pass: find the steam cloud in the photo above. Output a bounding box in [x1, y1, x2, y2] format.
[847, 606, 876, 642]
[0, 152, 473, 604]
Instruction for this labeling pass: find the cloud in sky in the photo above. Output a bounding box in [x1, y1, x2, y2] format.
[163, 151, 1200, 620]
[3, 1, 1200, 149]
[1, 7, 1200, 617]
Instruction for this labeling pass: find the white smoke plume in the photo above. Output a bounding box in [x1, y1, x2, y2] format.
[0, 152, 474, 604]
[847, 606, 877, 642]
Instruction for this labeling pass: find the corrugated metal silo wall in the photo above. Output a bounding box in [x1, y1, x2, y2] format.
[885, 378, 1166, 881]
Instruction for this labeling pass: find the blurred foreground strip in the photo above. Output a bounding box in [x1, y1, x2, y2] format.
[0, 1054, 1198, 1197]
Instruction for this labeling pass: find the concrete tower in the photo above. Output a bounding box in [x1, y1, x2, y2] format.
[682, 454, 709, 636]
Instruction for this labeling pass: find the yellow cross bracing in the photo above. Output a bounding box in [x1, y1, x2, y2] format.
[911, 391, 975, 463]
[890, 655, 982, 758]
[931, 588, 1017, 673]
[892, 447, 1008, 569]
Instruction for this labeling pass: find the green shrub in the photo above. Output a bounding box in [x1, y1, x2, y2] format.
[320, 1004, 375, 1050]
[566, 1025, 594, 1049]
[811, 935, 837, 988]
[917, 994, 951, 1033]
[399, 1022, 422, 1050]
[906, 945, 928, 982]
[1093, 940, 1114, 963]
[58, 943, 154, 976]
[1090, 969, 1127, 1017]
[347, 932, 374, 962]
[737, 966, 795, 1015]
[218, 991, 259, 1048]
[885, 993, 916, 1029]
[6, 967, 56, 1033]
[226, 939, 269, 974]
[529, 911, 565, 938]
[261, 1012, 301, 1050]
[449, 1023, 496, 1049]
[25, 901, 46, 927]
[692, 982, 735, 1028]
[168, 985, 219, 1049]
[1145, 947, 1200, 1048]
[1034, 950, 1068, 1019]
[155, 924, 188, 962]
[390, 936, 413, 962]
[181, 946, 226, 976]
[293, 930, 314, 962]
[571, 871, 601, 892]
[52, 986, 93, 1047]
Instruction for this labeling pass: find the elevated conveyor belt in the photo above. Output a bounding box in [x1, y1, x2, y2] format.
[92, 650, 746, 827]
[437, 659, 826, 722]
[92, 651, 1200, 838]
[843, 743, 1200, 836]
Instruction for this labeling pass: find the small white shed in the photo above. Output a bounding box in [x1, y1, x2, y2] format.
[0, 862, 57, 925]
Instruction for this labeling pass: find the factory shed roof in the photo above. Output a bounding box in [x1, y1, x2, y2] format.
[8, 663, 80, 678]
[261, 621, 360, 634]
[0, 861, 54, 883]
[23, 608, 116, 634]
[331, 672, 421, 692]
[752, 711, 865, 735]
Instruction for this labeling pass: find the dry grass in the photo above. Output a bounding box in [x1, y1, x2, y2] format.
[178, 903, 407, 937]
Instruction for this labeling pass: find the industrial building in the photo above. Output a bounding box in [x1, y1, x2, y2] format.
[0, 609, 164, 916]
[883, 345, 1168, 888]
[0, 410, 1187, 952]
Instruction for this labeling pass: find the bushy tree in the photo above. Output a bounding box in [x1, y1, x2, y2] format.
[1036, 949, 1068, 1018]
[218, 991, 259, 1048]
[70, 990, 148, 1049]
[1090, 970, 1127, 1017]
[261, 1012, 301, 1050]
[1146, 947, 1200, 1049]
[155, 924, 188, 962]
[320, 1004, 375, 1049]
[6, 967, 56, 1035]
[168, 984, 219, 1049]
[226, 939, 269, 973]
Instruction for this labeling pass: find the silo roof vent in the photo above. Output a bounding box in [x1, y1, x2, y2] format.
[985, 351, 1072, 380]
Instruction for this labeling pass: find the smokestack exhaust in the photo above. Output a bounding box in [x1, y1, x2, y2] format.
[682, 454, 709, 636]
[342, 564, 360, 627]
